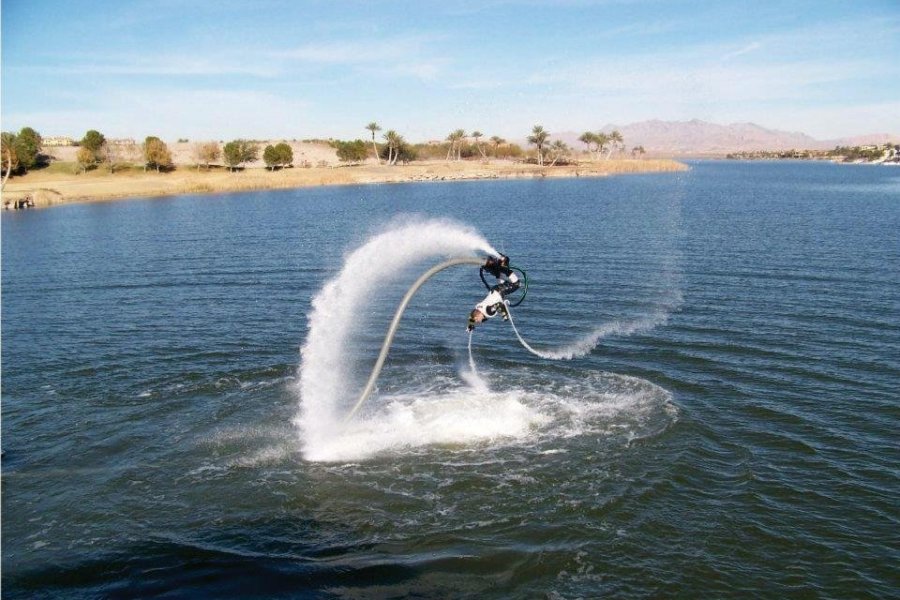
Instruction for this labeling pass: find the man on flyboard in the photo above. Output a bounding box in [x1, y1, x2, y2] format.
[466, 254, 520, 332]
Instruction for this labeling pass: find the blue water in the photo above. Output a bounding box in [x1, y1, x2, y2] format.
[2, 161, 898, 598]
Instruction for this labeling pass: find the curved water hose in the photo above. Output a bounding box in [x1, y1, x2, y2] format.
[507, 266, 528, 307]
[345, 256, 485, 422]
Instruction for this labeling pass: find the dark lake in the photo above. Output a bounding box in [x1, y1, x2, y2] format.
[2, 161, 898, 598]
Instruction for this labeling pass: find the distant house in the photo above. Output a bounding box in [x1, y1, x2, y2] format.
[109, 138, 136, 146]
[44, 136, 74, 147]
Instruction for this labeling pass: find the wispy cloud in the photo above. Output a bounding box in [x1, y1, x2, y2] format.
[270, 33, 451, 82]
[720, 41, 762, 63]
[3, 2, 897, 141]
[530, 55, 884, 102]
[519, 14, 900, 106]
[6, 88, 311, 139]
[12, 53, 281, 78]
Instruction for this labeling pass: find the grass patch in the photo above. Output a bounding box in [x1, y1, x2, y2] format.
[39, 161, 79, 174]
[37, 161, 156, 175]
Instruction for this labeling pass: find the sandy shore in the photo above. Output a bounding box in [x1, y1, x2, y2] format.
[3, 155, 687, 209]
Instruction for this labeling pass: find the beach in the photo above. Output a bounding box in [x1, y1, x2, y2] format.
[2, 141, 686, 208]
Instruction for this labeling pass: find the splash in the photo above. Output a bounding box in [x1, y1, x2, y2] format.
[294, 216, 681, 462]
[297, 368, 676, 463]
[295, 217, 497, 460]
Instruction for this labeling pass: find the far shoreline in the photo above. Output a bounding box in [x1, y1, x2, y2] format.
[2, 158, 688, 210]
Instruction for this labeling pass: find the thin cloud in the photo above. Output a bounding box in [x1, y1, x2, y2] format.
[277, 34, 445, 64]
[720, 41, 762, 63]
[6, 89, 312, 139]
[13, 54, 281, 78]
[273, 34, 450, 81]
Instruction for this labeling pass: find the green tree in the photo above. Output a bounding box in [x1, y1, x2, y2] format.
[223, 142, 242, 171]
[274, 142, 293, 168]
[143, 136, 172, 173]
[394, 138, 417, 164]
[80, 130, 106, 156]
[382, 130, 401, 165]
[527, 125, 549, 166]
[380, 131, 414, 165]
[223, 140, 259, 172]
[366, 122, 382, 164]
[335, 139, 369, 163]
[263, 145, 280, 170]
[15, 127, 43, 170]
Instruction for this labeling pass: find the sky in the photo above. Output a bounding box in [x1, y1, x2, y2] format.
[2, 0, 899, 142]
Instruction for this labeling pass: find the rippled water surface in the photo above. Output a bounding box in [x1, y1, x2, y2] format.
[3, 161, 898, 598]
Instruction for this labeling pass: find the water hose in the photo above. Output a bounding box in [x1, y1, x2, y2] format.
[345, 256, 485, 422]
[507, 266, 528, 307]
[503, 304, 556, 359]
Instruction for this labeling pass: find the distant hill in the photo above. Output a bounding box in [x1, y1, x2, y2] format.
[551, 119, 899, 155]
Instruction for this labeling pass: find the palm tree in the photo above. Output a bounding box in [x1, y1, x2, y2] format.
[608, 130, 624, 158]
[594, 132, 610, 160]
[471, 130, 487, 159]
[392, 132, 407, 165]
[548, 140, 570, 166]
[490, 136, 506, 158]
[578, 132, 596, 160]
[383, 130, 405, 165]
[383, 130, 399, 165]
[445, 130, 459, 161]
[445, 129, 466, 161]
[527, 125, 549, 166]
[631, 145, 646, 159]
[366, 122, 382, 164]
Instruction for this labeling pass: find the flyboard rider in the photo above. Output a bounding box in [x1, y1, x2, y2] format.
[467, 254, 520, 331]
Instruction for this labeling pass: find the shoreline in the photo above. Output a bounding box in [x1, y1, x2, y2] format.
[2, 159, 687, 209]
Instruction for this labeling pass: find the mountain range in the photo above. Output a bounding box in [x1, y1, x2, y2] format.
[552, 119, 898, 155]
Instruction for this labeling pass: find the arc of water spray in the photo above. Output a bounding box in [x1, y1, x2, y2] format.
[345, 256, 485, 422]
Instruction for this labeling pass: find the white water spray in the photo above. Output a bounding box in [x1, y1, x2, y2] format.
[504, 305, 674, 360]
[294, 216, 681, 462]
[295, 218, 498, 459]
[462, 331, 489, 393]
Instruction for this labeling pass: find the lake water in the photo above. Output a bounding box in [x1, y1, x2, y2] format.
[2, 161, 898, 598]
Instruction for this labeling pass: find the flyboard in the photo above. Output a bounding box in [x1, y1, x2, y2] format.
[345, 255, 531, 422]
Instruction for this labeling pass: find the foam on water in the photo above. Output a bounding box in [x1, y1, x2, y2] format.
[305, 386, 547, 462]
[301, 369, 676, 463]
